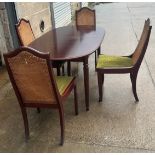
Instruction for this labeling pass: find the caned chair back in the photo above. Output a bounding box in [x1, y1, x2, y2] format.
[4, 47, 60, 105]
[76, 7, 96, 27]
[132, 19, 151, 66]
[16, 18, 35, 46]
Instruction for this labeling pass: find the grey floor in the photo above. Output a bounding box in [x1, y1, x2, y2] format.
[1, 2, 155, 153]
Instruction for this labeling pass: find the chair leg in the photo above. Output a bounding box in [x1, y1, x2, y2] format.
[95, 51, 97, 70]
[97, 46, 101, 56]
[95, 47, 101, 71]
[58, 107, 64, 145]
[74, 85, 78, 115]
[37, 108, 40, 113]
[62, 65, 65, 76]
[102, 73, 104, 86]
[21, 107, 29, 141]
[57, 67, 61, 76]
[67, 61, 71, 76]
[130, 72, 139, 102]
[97, 72, 103, 102]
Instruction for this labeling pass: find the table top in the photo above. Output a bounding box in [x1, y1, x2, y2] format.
[29, 25, 105, 61]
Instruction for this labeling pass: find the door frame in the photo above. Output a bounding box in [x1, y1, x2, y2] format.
[5, 2, 20, 48]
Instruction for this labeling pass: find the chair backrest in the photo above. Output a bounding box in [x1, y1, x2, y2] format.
[3, 47, 61, 106]
[132, 18, 152, 67]
[76, 7, 96, 27]
[15, 18, 35, 46]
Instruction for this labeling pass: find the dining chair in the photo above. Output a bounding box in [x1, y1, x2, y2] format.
[76, 7, 96, 27]
[96, 18, 152, 102]
[15, 18, 65, 76]
[3, 47, 78, 145]
[68, 7, 99, 75]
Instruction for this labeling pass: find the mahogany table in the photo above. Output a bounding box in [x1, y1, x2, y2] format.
[29, 25, 105, 111]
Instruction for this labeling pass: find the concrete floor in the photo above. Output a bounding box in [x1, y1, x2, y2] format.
[0, 2, 155, 153]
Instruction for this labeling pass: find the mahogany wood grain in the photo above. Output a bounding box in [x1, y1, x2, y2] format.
[29, 26, 105, 61]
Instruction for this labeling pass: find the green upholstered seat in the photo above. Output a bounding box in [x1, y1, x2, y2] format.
[97, 55, 133, 68]
[55, 76, 74, 95]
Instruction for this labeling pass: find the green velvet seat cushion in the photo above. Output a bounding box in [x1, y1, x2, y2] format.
[55, 76, 74, 95]
[97, 54, 133, 68]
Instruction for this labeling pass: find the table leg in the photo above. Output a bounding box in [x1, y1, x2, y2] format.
[83, 57, 89, 111]
[57, 66, 61, 76]
[67, 61, 71, 76]
[97, 46, 101, 56]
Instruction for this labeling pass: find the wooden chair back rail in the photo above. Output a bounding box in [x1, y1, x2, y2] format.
[132, 19, 150, 66]
[16, 18, 35, 46]
[134, 26, 152, 71]
[76, 7, 96, 27]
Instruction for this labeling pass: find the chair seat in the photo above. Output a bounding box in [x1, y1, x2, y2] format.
[56, 76, 74, 95]
[96, 54, 133, 68]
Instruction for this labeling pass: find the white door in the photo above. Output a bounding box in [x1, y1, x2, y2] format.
[53, 2, 72, 28]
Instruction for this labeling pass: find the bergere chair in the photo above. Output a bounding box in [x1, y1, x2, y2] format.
[3, 47, 78, 145]
[96, 18, 152, 102]
[15, 18, 65, 76]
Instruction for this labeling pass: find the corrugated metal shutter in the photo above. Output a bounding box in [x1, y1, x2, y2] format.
[53, 2, 71, 28]
[82, 2, 88, 7]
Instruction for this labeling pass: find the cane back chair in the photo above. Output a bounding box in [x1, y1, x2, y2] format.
[68, 7, 99, 75]
[15, 18, 65, 76]
[76, 7, 96, 27]
[4, 47, 78, 145]
[96, 18, 152, 102]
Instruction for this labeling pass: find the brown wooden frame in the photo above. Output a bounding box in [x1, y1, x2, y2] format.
[96, 19, 152, 102]
[3, 47, 78, 145]
[15, 18, 65, 76]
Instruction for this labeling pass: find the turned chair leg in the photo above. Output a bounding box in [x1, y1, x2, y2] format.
[130, 72, 139, 102]
[97, 72, 103, 102]
[58, 107, 64, 145]
[21, 107, 29, 141]
[74, 85, 78, 115]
